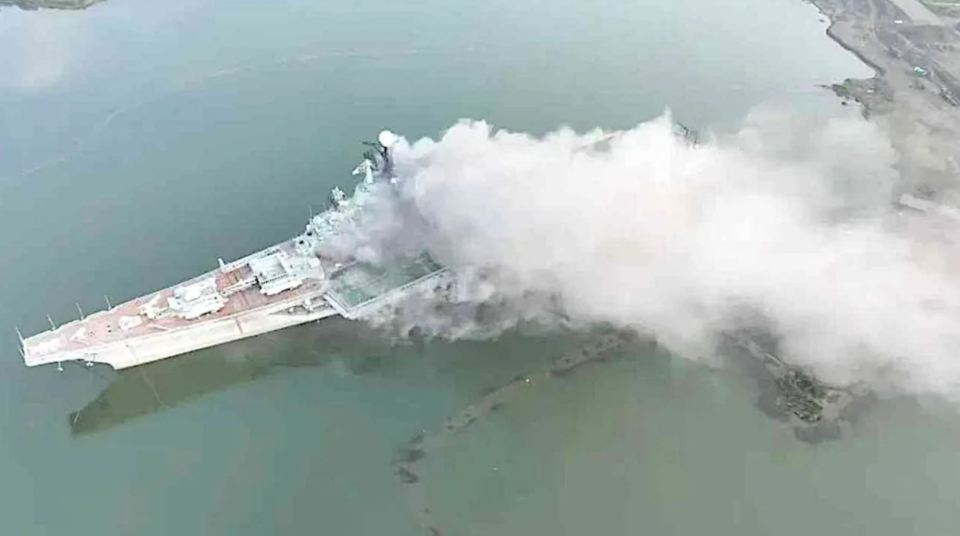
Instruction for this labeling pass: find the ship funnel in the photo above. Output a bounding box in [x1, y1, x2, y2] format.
[378, 130, 398, 149]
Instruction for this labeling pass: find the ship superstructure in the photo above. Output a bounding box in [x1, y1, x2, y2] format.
[19, 131, 451, 370]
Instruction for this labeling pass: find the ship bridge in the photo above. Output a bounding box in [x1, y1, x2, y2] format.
[248, 248, 321, 296]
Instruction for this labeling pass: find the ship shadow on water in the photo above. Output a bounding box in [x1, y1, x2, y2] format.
[68, 318, 400, 437]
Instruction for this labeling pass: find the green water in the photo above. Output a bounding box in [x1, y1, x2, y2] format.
[3, 0, 959, 534]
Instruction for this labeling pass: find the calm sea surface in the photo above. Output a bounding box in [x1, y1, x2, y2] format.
[2, 0, 958, 534]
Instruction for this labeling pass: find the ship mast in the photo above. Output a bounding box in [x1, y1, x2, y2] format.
[358, 129, 398, 181]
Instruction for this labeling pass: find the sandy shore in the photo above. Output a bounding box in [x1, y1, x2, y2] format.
[810, 0, 960, 200]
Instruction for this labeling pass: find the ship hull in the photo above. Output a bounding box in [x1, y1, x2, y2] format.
[21, 246, 449, 370]
[24, 300, 338, 370]
[22, 277, 337, 370]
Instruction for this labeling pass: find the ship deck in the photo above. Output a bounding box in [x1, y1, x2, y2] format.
[22, 240, 329, 366]
[21, 239, 450, 369]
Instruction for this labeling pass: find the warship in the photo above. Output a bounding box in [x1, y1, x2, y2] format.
[18, 122, 705, 371]
[1, 0, 104, 10]
[19, 131, 452, 370]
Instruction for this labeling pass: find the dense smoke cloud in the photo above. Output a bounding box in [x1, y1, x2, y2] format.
[358, 110, 960, 399]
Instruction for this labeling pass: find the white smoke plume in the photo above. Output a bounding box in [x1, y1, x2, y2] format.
[354, 109, 960, 399]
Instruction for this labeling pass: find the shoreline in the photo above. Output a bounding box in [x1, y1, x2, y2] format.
[806, 0, 960, 196]
[817, 7, 887, 76]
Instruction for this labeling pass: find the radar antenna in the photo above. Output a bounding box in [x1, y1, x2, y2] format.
[675, 122, 699, 145]
[359, 130, 398, 178]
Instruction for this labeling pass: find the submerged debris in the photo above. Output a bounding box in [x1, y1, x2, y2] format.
[776, 370, 827, 423]
[393, 446, 426, 464]
[392, 329, 643, 534]
[727, 333, 868, 443]
[396, 466, 419, 484]
[550, 329, 638, 375]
